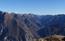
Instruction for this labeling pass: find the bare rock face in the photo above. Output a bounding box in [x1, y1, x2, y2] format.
[0, 11, 39, 41]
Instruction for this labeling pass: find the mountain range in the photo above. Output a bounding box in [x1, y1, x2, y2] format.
[0, 11, 65, 41]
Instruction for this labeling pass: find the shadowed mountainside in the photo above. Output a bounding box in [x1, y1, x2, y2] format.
[0, 11, 65, 41]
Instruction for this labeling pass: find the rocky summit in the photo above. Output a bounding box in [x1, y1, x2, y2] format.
[0, 11, 65, 41]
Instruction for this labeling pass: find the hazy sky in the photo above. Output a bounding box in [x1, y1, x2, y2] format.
[0, 0, 65, 15]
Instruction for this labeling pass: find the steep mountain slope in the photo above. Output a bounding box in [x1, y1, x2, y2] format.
[37, 14, 65, 37]
[0, 11, 65, 41]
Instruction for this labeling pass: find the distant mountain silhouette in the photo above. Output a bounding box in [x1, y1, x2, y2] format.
[0, 11, 65, 41]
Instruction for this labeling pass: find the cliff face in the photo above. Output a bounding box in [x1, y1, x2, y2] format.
[0, 11, 65, 41]
[0, 12, 38, 41]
